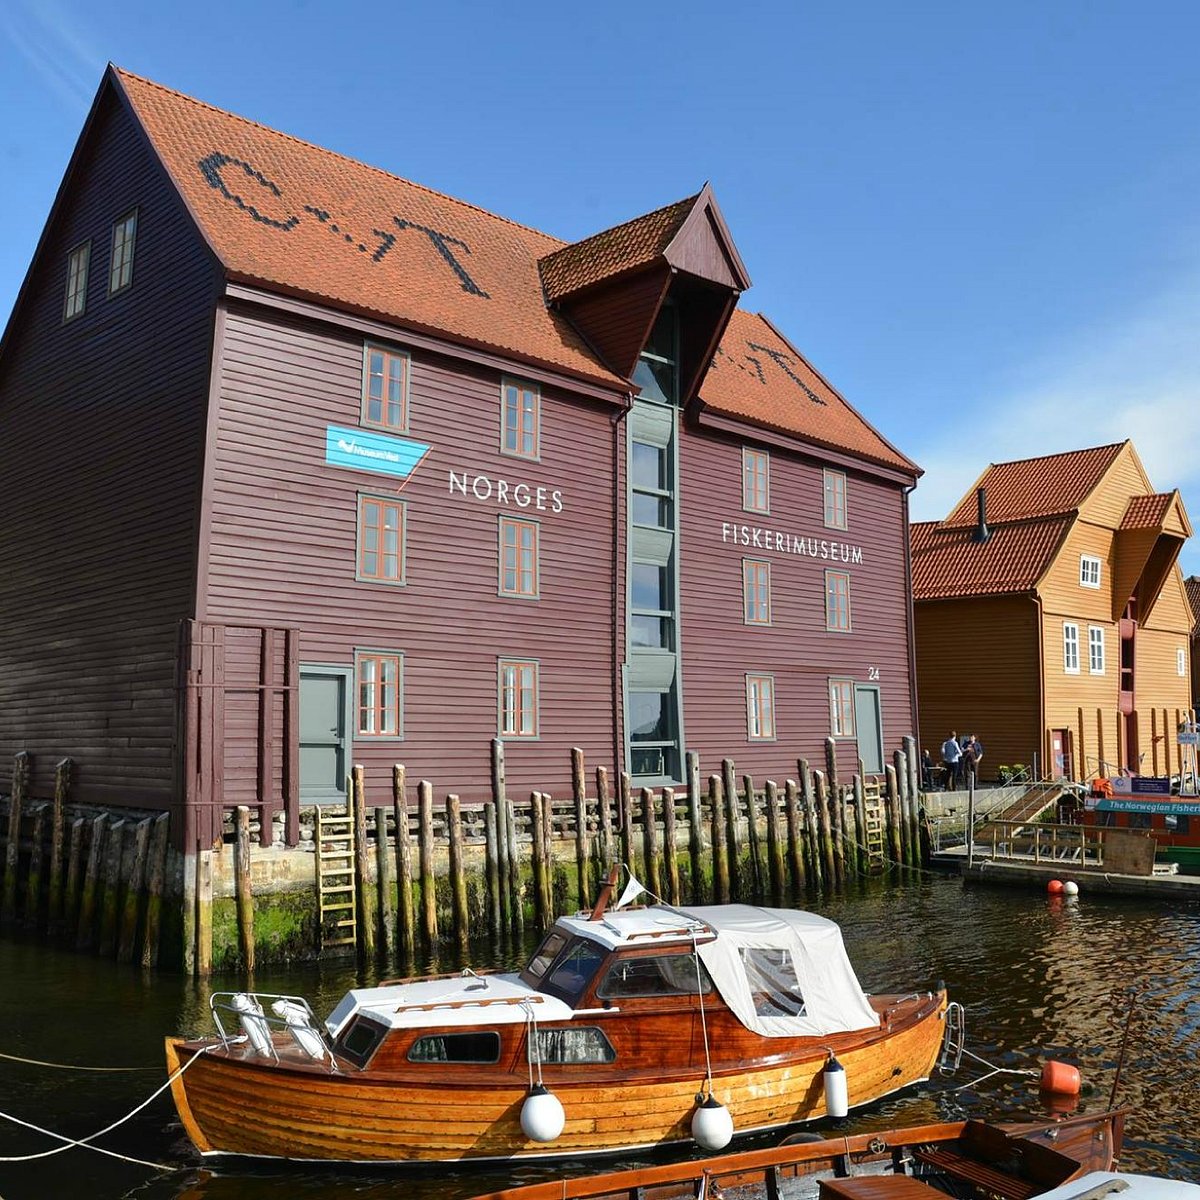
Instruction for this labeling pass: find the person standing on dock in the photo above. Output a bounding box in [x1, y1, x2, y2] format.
[941, 731, 962, 791]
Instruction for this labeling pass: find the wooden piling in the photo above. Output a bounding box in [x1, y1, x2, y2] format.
[97, 819, 126, 957]
[798, 760, 820, 887]
[779, 779, 802, 894]
[903, 736, 920, 803]
[196, 848, 214, 977]
[63, 816, 85, 935]
[491, 740, 511, 928]
[447, 794, 469, 951]
[2, 750, 30, 923]
[376, 807, 395, 961]
[824, 737, 840, 793]
[572, 749, 590, 909]
[721, 759, 740, 899]
[813, 770, 835, 884]
[181, 844, 196, 976]
[762, 780, 784, 902]
[484, 801, 500, 938]
[709, 776, 729, 904]
[235, 807, 255, 973]
[24, 804, 46, 930]
[662, 787, 680, 905]
[619, 772, 635, 874]
[541, 792, 555, 910]
[116, 818, 150, 965]
[829, 779, 846, 882]
[141, 813, 169, 968]
[48, 757, 71, 926]
[353, 766, 376, 963]
[529, 791, 548, 931]
[417, 780, 438, 947]
[686, 752, 703, 903]
[852, 775, 867, 875]
[893, 749, 911, 866]
[505, 791, 522, 933]
[641, 788, 661, 898]
[392, 765, 416, 964]
[595, 766, 613, 872]
[742, 773, 762, 897]
[885, 765, 903, 865]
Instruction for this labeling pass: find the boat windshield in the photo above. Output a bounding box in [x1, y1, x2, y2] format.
[522, 930, 569, 984]
[533, 937, 607, 1007]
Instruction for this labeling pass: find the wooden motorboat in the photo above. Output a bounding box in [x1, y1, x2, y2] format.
[165, 880, 949, 1163]
[468, 1109, 1131, 1200]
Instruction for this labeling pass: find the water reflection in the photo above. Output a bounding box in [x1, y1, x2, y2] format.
[1, 877, 1198, 1199]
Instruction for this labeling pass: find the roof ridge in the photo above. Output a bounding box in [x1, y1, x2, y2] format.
[977, 440, 1128, 473]
[540, 191, 701, 263]
[937, 508, 1077, 531]
[110, 64, 567, 249]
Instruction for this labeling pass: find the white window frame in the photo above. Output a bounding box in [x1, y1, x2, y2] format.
[742, 447, 770, 514]
[829, 678, 856, 738]
[1063, 622, 1080, 674]
[1088, 626, 1105, 675]
[823, 469, 847, 531]
[1079, 555, 1102, 589]
[500, 378, 540, 461]
[746, 674, 776, 740]
[1179, 647, 1188, 677]
[499, 658, 539, 738]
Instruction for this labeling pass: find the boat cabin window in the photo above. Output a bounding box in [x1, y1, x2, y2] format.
[337, 1016, 388, 1068]
[1166, 814, 1189, 833]
[522, 930, 569, 982]
[741, 947, 806, 1017]
[597, 953, 714, 999]
[534, 1026, 615, 1065]
[1129, 813, 1152, 830]
[539, 938, 607, 1006]
[408, 1031, 501, 1064]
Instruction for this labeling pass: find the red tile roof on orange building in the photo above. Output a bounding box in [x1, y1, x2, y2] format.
[911, 515, 1073, 600]
[110, 67, 916, 477]
[942, 442, 1126, 527]
[1120, 492, 1175, 530]
[1186, 576, 1200, 635]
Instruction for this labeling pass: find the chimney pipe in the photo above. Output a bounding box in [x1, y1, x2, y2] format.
[973, 486, 991, 544]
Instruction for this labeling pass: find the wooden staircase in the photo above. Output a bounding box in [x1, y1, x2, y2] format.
[315, 790, 357, 948]
[974, 783, 1064, 844]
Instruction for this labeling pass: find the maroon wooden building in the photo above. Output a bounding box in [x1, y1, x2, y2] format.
[0, 67, 921, 853]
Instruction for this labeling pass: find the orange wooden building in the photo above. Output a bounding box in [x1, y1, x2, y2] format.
[911, 442, 1194, 782]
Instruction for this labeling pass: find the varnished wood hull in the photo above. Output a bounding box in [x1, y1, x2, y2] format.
[166, 991, 948, 1163]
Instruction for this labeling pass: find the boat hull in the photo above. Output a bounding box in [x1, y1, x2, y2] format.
[165, 990, 948, 1163]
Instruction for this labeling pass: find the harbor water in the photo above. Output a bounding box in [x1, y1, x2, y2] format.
[1, 873, 1198, 1198]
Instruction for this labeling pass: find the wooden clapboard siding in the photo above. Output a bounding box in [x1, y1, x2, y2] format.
[0, 82, 217, 806]
[1042, 607, 1118, 734]
[915, 595, 1041, 773]
[1038, 520, 1116, 622]
[678, 430, 916, 781]
[1136, 568, 1192, 715]
[203, 302, 623, 806]
[1077, 441, 1149, 527]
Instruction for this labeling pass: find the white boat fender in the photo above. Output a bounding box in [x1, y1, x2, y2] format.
[271, 999, 326, 1060]
[231, 992, 272, 1056]
[823, 1051, 849, 1119]
[520, 1083, 565, 1142]
[691, 1094, 734, 1151]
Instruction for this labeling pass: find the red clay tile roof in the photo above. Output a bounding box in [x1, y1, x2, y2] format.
[1120, 492, 1174, 530]
[1186, 576, 1200, 634]
[911, 515, 1073, 600]
[943, 443, 1126, 527]
[539, 195, 697, 302]
[701, 310, 919, 474]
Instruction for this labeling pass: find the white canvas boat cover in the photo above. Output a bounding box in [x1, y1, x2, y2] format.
[683, 905, 879, 1037]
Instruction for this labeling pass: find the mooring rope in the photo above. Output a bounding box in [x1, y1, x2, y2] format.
[950, 1045, 1040, 1092]
[0, 1050, 155, 1071]
[0, 1043, 211, 1169]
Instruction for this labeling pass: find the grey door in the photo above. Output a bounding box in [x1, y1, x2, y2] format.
[854, 685, 885, 775]
[300, 666, 352, 803]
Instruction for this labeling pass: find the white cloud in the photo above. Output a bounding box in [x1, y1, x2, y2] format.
[0, 0, 99, 115]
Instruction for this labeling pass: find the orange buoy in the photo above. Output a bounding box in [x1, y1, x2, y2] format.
[1047, 879, 1064, 894]
[1040, 1059, 1081, 1095]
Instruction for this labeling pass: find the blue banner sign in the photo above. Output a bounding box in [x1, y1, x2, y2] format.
[1096, 798, 1200, 816]
[1131, 776, 1171, 795]
[325, 425, 430, 480]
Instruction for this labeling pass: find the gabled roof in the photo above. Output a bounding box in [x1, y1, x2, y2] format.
[911, 515, 1073, 601]
[95, 67, 911, 476]
[942, 442, 1126, 528]
[1186, 576, 1200, 636]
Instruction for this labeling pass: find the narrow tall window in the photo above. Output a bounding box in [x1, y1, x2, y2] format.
[1079, 555, 1102, 588]
[1088, 626, 1105, 675]
[1063, 623, 1080, 674]
[499, 659, 538, 737]
[108, 210, 137, 295]
[742, 448, 770, 514]
[357, 495, 405, 584]
[356, 652, 402, 737]
[499, 516, 539, 598]
[502, 379, 539, 459]
[362, 345, 409, 431]
[743, 559, 771, 625]
[825, 570, 851, 631]
[746, 674, 776, 740]
[830, 679, 856, 737]
[64, 242, 90, 321]
[823, 469, 847, 530]
[1179, 647, 1188, 677]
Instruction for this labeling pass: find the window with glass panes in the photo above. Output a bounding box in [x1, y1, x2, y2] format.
[502, 380, 539, 458]
[743, 448, 769, 513]
[628, 690, 677, 777]
[64, 242, 90, 321]
[356, 652, 402, 737]
[825, 571, 851, 631]
[499, 659, 538, 737]
[743, 560, 771, 625]
[631, 560, 673, 649]
[1063, 623, 1080, 673]
[499, 516, 538, 598]
[357, 495, 405, 583]
[362, 345, 409, 431]
[829, 679, 855, 736]
[823, 470, 847, 530]
[746, 675, 775, 739]
[109, 210, 137, 295]
[1088, 626, 1105, 674]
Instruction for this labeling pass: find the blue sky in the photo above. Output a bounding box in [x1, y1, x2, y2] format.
[4, 1, 1200, 573]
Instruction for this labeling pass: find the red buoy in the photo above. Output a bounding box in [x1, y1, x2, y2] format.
[1040, 1059, 1081, 1095]
[1047, 879, 1064, 894]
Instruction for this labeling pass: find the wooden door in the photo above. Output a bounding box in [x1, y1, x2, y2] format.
[299, 666, 352, 804]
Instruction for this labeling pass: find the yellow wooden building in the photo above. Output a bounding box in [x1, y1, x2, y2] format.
[912, 441, 1194, 782]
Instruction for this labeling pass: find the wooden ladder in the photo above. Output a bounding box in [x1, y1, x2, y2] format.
[862, 779, 886, 870]
[316, 790, 357, 948]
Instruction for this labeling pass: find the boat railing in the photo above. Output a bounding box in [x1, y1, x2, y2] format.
[209, 991, 340, 1072]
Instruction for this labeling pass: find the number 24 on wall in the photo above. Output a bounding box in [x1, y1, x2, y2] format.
[867, 667, 880, 681]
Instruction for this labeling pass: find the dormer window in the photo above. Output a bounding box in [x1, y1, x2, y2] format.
[633, 306, 677, 405]
[108, 210, 137, 295]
